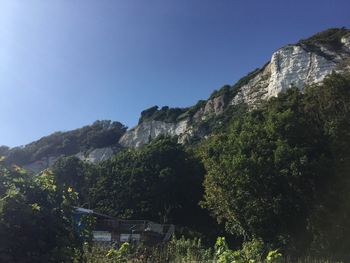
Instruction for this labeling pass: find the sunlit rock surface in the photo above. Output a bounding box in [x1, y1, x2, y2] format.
[232, 42, 350, 106]
[75, 147, 116, 163]
[120, 33, 350, 147]
[7, 29, 350, 171]
[119, 120, 191, 148]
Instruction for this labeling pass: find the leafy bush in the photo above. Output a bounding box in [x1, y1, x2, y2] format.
[241, 238, 266, 262]
[90, 136, 209, 231]
[266, 249, 283, 263]
[200, 73, 350, 259]
[0, 164, 84, 262]
[106, 242, 130, 263]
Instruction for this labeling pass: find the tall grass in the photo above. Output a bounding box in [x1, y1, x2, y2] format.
[82, 238, 346, 263]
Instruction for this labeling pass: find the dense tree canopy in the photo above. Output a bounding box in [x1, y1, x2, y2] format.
[1, 72, 350, 261]
[5, 120, 127, 166]
[51, 156, 97, 208]
[200, 73, 350, 258]
[90, 137, 207, 228]
[0, 163, 84, 262]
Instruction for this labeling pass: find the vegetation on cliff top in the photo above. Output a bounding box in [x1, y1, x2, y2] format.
[3, 120, 127, 166]
[298, 27, 350, 52]
[139, 106, 188, 124]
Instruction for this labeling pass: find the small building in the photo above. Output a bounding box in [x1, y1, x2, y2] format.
[74, 207, 175, 245]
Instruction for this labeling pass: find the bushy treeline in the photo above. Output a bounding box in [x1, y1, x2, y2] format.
[51, 136, 220, 239]
[0, 73, 349, 261]
[3, 120, 127, 165]
[200, 73, 350, 259]
[0, 162, 88, 262]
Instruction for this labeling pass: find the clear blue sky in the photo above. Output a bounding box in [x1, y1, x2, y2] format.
[0, 0, 349, 147]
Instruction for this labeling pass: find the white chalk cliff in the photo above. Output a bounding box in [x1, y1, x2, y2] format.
[119, 29, 350, 148]
[7, 28, 350, 172]
[233, 35, 350, 106]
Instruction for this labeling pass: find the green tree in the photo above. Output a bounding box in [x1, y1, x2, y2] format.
[52, 156, 97, 208]
[200, 87, 332, 254]
[303, 73, 350, 258]
[0, 164, 83, 262]
[91, 136, 206, 229]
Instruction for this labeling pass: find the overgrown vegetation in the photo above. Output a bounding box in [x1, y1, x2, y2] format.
[299, 27, 350, 52]
[298, 27, 350, 59]
[83, 236, 343, 263]
[209, 63, 269, 103]
[0, 162, 87, 262]
[138, 64, 268, 126]
[4, 120, 126, 166]
[200, 73, 350, 260]
[1, 70, 350, 261]
[139, 106, 188, 123]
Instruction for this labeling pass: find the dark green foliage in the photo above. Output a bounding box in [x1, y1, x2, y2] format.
[186, 100, 207, 118]
[197, 104, 247, 133]
[200, 73, 350, 259]
[201, 88, 327, 248]
[90, 136, 211, 231]
[299, 27, 350, 52]
[2, 73, 349, 261]
[0, 164, 83, 262]
[298, 28, 350, 60]
[187, 104, 247, 146]
[5, 120, 126, 166]
[302, 73, 350, 258]
[138, 65, 269, 128]
[139, 106, 159, 122]
[138, 68, 267, 127]
[208, 64, 268, 104]
[51, 156, 97, 208]
[139, 106, 188, 123]
[232, 66, 266, 90]
[209, 85, 231, 100]
[0, 30, 349, 262]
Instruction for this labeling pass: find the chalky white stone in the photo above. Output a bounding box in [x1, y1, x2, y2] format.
[120, 39, 350, 148]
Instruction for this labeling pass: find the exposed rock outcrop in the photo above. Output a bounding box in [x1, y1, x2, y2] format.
[119, 120, 191, 148]
[119, 28, 350, 148]
[233, 42, 349, 106]
[4, 120, 127, 173]
[4, 28, 350, 171]
[23, 156, 61, 174]
[75, 147, 117, 163]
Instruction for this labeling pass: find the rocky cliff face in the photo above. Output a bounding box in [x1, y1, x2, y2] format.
[233, 34, 350, 105]
[20, 146, 118, 174]
[3, 28, 350, 172]
[3, 120, 126, 173]
[119, 90, 233, 148]
[119, 28, 350, 148]
[75, 147, 116, 163]
[119, 120, 191, 148]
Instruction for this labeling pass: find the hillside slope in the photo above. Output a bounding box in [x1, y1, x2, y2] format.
[2, 28, 350, 173]
[2, 120, 126, 173]
[119, 28, 350, 148]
